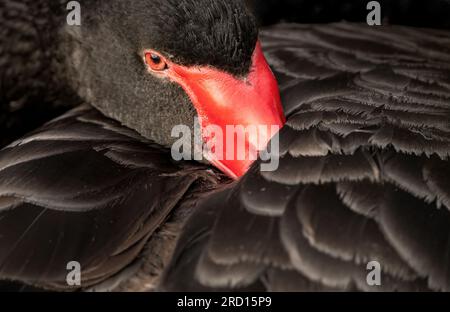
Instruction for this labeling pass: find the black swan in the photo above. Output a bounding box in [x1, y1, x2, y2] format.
[0, 0, 449, 292]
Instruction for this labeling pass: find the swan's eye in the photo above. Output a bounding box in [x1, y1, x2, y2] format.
[144, 51, 168, 71]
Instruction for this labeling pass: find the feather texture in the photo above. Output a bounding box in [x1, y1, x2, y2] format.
[160, 23, 450, 291]
[0, 106, 225, 290]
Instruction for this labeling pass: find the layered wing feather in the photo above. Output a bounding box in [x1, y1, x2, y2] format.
[160, 23, 450, 291]
[0, 105, 224, 290]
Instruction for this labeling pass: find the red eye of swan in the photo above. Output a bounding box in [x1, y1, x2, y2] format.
[144, 51, 168, 71]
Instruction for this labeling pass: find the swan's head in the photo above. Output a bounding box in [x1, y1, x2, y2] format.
[64, 0, 285, 178]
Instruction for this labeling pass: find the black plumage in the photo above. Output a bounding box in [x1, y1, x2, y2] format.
[160, 23, 450, 292]
[0, 106, 226, 290]
[0, 0, 257, 149]
[0, 1, 449, 292]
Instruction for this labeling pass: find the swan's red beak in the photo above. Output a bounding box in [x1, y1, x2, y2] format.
[167, 42, 285, 179]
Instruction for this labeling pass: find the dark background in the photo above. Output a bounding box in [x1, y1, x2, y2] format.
[246, 0, 450, 29]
